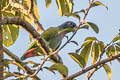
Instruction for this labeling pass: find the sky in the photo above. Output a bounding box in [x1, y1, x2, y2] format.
[6, 0, 120, 80]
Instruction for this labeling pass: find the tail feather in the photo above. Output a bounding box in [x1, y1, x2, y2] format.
[21, 48, 37, 60]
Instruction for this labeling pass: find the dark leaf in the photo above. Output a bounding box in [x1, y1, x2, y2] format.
[79, 41, 92, 67]
[49, 63, 68, 77]
[92, 1, 108, 10]
[45, 0, 52, 8]
[87, 22, 99, 33]
[69, 40, 79, 46]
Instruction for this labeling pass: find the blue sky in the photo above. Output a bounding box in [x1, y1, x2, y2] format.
[6, 0, 120, 80]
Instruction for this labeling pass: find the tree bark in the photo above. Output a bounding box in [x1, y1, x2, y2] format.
[0, 0, 4, 79]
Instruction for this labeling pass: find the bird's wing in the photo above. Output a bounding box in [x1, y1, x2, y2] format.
[41, 27, 59, 42]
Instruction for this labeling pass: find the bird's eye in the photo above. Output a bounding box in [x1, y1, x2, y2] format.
[67, 22, 72, 25]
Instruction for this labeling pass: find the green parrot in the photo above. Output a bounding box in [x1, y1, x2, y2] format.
[21, 21, 77, 63]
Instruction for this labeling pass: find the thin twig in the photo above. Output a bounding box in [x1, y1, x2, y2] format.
[0, 0, 4, 79]
[64, 53, 120, 80]
[3, 47, 40, 80]
[87, 32, 119, 80]
[30, 50, 59, 77]
[4, 71, 26, 79]
[1, 17, 51, 55]
[59, 0, 93, 51]
[9, 0, 44, 33]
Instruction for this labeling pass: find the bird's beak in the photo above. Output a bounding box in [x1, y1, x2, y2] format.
[72, 26, 78, 32]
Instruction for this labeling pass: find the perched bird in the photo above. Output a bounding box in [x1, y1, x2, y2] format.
[21, 21, 77, 63]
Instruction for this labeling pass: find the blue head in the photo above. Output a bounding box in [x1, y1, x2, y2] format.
[58, 21, 76, 30]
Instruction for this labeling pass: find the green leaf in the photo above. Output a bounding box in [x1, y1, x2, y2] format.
[112, 36, 120, 42]
[2, 11, 15, 17]
[71, 13, 80, 21]
[81, 40, 93, 47]
[2, 0, 9, 9]
[91, 42, 99, 64]
[23, 15, 33, 25]
[44, 67, 56, 74]
[80, 25, 89, 29]
[98, 41, 105, 54]
[3, 25, 19, 47]
[103, 64, 112, 80]
[79, 9, 85, 14]
[80, 41, 92, 67]
[56, 0, 73, 16]
[33, 1, 40, 20]
[84, 37, 97, 41]
[45, 0, 52, 8]
[115, 45, 120, 54]
[92, 1, 108, 10]
[106, 45, 115, 57]
[87, 22, 99, 33]
[22, 0, 30, 9]
[49, 63, 68, 77]
[116, 42, 120, 46]
[69, 53, 85, 68]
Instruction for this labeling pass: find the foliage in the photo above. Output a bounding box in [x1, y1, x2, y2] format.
[1, 0, 120, 80]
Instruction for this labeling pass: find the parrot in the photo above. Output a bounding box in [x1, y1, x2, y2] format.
[21, 21, 77, 63]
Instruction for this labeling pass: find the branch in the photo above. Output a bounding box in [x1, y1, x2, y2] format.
[64, 53, 120, 80]
[0, 17, 51, 54]
[4, 71, 26, 79]
[30, 50, 59, 77]
[9, 0, 44, 33]
[59, 0, 94, 51]
[0, 0, 4, 79]
[3, 47, 40, 80]
[86, 32, 120, 80]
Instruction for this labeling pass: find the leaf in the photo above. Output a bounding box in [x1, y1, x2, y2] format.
[84, 37, 97, 41]
[92, 1, 108, 10]
[79, 9, 85, 14]
[2, 0, 9, 9]
[81, 40, 93, 47]
[22, 0, 31, 9]
[87, 22, 99, 33]
[116, 42, 120, 46]
[45, 0, 52, 8]
[106, 45, 115, 57]
[44, 67, 55, 74]
[115, 45, 120, 54]
[112, 36, 120, 42]
[56, 0, 73, 16]
[91, 42, 99, 64]
[98, 41, 105, 54]
[69, 53, 85, 68]
[23, 15, 33, 25]
[34, 1, 40, 20]
[80, 41, 92, 67]
[4, 71, 14, 79]
[80, 25, 89, 29]
[69, 40, 79, 46]
[71, 13, 80, 21]
[103, 64, 112, 80]
[2, 11, 15, 17]
[49, 63, 68, 77]
[3, 25, 19, 47]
